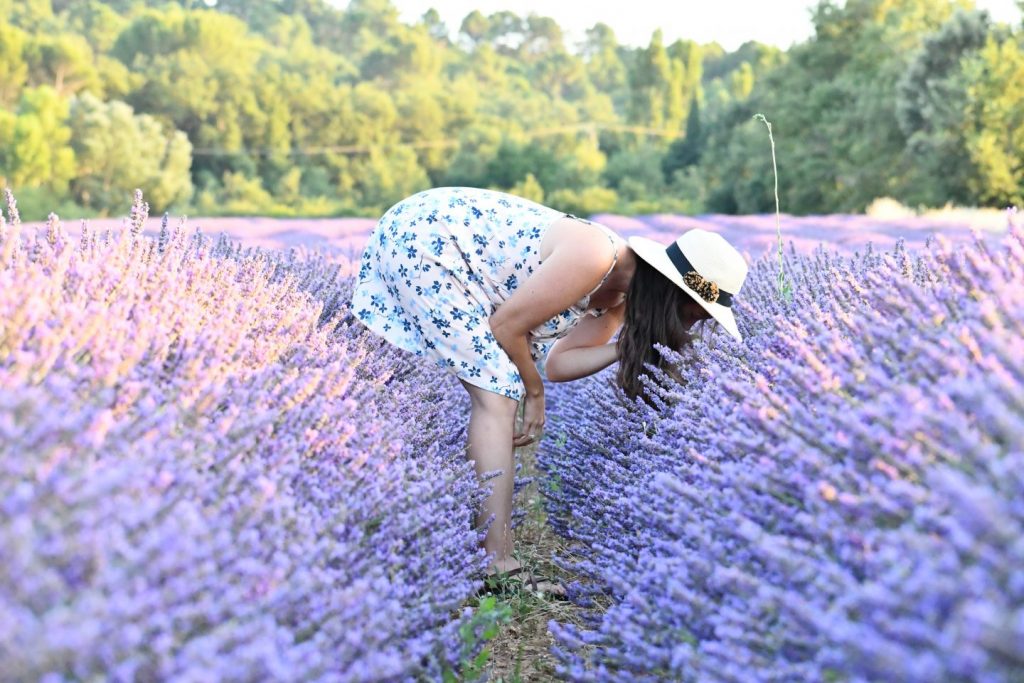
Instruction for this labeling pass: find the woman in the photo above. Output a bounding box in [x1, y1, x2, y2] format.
[351, 186, 747, 584]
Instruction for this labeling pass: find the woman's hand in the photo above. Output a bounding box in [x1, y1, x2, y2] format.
[513, 390, 545, 448]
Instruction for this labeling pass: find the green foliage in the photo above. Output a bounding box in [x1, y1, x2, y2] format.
[0, 20, 29, 106]
[665, 167, 707, 213]
[0, 86, 75, 193]
[349, 145, 431, 211]
[25, 32, 101, 96]
[662, 94, 704, 180]
[2, 185, 99, 222]
[483, 140, 562, 193]
[603, 142, 667, 201]
[508, 172, 545, 203]
[896, 8, 991, 206]
[581, 23, 628, 99]
[700, 116, 778, 213]
[67, 92, 193, 213]
[442, 595, 512, 683]
[961, 30, 1024, 207]
[0, 0, 53, 29]
[627, 29, 689, 130]
[0, 0, 1021, 216]
[61, 1, 131, 52]
[547, 186, 619, 216]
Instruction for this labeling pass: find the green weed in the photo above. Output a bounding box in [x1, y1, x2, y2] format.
[443, 595, 512, 682]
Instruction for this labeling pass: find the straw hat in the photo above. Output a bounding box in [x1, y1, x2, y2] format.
[628, 229, 748, 342]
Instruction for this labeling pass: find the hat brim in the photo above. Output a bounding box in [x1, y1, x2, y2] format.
[628, 235, 743, 342]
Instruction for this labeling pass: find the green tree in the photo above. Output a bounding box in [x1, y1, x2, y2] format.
[394, 88, 447, 175]
[0, 85, 76, 193]
[700, 115, 776, 214]
[194, 0, 282, 33]
[112, 9, 277, 187]
[348, 145, 429, 210]
[896, 8, 991, 206]
[481, 10, 527, 57]
[1, 0, 1013, 219]
[419, 8, 449, 43]
[361, 27, 444, 85]
[52, 0, 144, 13]
[700, 0, 969, 214]
[962, 31, 1024, 206]
[581, 23, 627, 92]
[533, 51, 588, 100]
[0, 20, 28, 106]
[603, 143, 667, 201]
[729, 62, 755, 100]
[508, 172, 544, 203]
[62, 1, 131, 52]
[335, 0, 404, 65]
[662, 94, 705, 180]
[482, 139, 561, 192]
[520, 14, 565, 63]
[458, 10, 488, 48]
[0, 0, 53, 29]
[667, 38, 703, 121]
[67, 93, 193, 212]
[627, 29, 673, 129]
[25, 33, 101, 96]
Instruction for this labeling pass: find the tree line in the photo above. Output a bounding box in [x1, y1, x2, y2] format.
[0, 0, 1021, 220]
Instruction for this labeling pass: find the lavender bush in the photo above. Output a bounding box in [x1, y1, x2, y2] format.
[0, 190, 498, 681]
[539, 214, 1024, 681]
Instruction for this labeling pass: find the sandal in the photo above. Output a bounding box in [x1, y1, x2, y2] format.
[477, 567, 568, 599]
[522, 577, 567, 599]
[476, 565, 524, 596]
[486, 564, 527, 579]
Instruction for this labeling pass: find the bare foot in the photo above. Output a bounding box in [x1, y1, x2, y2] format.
[486, 556, 524, 576]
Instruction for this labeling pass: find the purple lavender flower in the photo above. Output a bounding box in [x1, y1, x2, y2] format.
[540, 220, 1024, 681]
[0, 191, 497, 682]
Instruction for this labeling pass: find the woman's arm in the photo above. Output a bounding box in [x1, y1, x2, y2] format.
[488, 222, 617, 397]
[544, 302, 625, 382]
[546, 343, 618, 382]
[490, 325, 545, 397]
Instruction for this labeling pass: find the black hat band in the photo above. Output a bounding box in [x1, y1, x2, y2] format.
[666, 241, 734, 308]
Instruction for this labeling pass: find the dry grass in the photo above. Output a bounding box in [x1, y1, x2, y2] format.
[463, 439, 593, 682]
[865, 196, 1013, 230]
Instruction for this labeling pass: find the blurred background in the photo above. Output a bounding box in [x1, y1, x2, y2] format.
[0, 0, 1021, 222]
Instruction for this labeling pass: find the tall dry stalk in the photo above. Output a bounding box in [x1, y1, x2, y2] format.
[753, 113, 792, 303]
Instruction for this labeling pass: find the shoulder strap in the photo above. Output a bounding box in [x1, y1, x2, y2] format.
[563, 213, 619, 297]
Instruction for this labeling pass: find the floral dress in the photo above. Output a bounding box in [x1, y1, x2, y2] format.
[351, 186, 619, 400]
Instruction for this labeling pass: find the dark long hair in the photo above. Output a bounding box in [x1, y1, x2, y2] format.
[615, 256, 715, 401]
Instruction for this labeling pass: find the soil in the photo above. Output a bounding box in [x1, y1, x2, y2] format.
[469, 440, 592, 682]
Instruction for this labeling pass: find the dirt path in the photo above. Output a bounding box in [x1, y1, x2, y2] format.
[469, 440, 591, 682]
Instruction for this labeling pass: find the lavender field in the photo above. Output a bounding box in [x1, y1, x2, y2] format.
[540, 211, 1024, 680]
[0, 191, 497, 680]
[3, 189, 1023, 682]
[20, 204, 1012, 277]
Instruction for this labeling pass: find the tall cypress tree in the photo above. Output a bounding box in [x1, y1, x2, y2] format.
[661, 93, 704, 181]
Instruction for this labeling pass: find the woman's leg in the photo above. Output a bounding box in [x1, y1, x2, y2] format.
[459, 378, 522, 574]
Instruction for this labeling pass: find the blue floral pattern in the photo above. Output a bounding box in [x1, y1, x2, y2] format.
[351, 186, 618, 400]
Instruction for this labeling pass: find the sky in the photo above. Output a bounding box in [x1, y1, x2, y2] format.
[388, 0, 1022, 51]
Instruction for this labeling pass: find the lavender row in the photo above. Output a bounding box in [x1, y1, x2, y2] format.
[0, 191, 494, 682]
[538, 213, 1024, 681]
[22, 209, 1013, 277]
